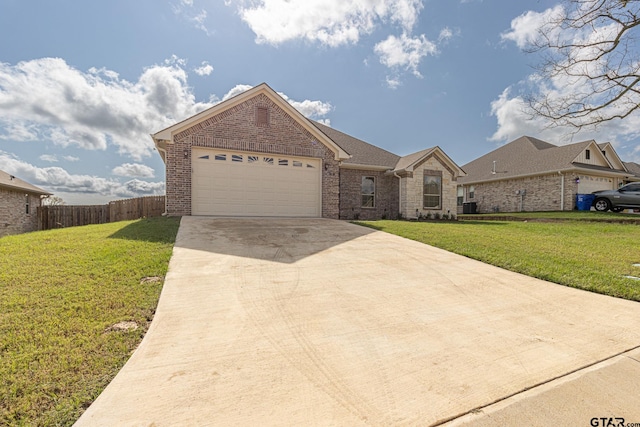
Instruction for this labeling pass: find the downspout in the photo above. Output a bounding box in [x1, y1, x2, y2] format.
[559, 171, 564, 211]
[393, 171, 402, 219]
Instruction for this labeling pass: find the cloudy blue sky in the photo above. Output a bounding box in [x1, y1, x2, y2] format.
[1, 0, 639, 204]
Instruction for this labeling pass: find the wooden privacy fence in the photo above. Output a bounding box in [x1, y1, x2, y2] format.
[38, 196, 166, 230]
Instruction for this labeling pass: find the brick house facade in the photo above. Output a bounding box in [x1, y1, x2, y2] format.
[153, 83, 464, 220]
[0, 170, 51, 237]
[398, 154, 460, 218]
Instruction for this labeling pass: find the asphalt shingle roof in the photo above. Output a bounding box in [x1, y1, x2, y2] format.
[393, 148, 437, 172]
[0, 169, 51, 195]
[624, 161, 640, 178]
[458, 136, 625, 184]
[311, 121, 400, 169]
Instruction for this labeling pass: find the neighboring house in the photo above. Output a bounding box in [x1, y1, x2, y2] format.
[0, 169, 51, 237]
[624, 161, 640, 180]
[152, 83, 464, 220]
[457, 136, 639, 213]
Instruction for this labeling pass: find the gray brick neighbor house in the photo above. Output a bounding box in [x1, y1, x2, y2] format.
[152, 83, 465, 220]
[0, 170, 51, 237]
[457, 136, 640, 214]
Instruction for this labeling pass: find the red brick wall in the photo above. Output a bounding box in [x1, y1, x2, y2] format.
[164, 94, 340, 218]
[0, 189, 41, 237]
[339, 168, 399, 220]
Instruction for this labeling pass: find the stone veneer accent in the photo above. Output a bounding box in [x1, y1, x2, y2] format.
[466, 173, 580, 213]
[0, 189, 41, 237]
[339, 169, 399, 220]
[400, 154, 458, 218]
[164, 94, 340, 218]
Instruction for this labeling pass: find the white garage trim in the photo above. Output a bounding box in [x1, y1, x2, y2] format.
[192, 148, 322, 217]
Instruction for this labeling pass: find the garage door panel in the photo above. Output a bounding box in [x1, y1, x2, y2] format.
[192, 148, 321, 217]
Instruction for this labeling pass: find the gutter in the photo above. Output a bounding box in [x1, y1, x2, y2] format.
[393, 171, 402, 218]
[340, 163, 393, 171]
[153, 137, 169, 216]
[459, 166, 631, 186]
[559, 171, 564, 211]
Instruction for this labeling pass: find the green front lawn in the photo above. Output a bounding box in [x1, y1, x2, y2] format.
[0, 217, 180, 426]
[357, 216, 640, 302]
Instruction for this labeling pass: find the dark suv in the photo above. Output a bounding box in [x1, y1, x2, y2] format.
[592, 183, 640, 212]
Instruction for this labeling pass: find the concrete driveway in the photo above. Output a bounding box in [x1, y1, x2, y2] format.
[75, 217, 640, 426]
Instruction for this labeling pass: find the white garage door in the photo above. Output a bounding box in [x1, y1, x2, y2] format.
[577, 175, 614, 194]
[192, 148, 322, 217]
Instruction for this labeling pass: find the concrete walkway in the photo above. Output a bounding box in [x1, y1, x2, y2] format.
[75, 217, 640, 426]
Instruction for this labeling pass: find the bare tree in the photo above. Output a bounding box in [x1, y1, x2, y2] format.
[526, 0, 640, 129]
[42, 196, 65, 206]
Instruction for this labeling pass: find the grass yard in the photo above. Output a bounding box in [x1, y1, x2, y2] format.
[357, 214, 640, 302]
[0, 216, 180, 426]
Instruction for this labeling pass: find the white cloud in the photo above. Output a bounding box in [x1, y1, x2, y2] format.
[219, 84, 333, 119]
[438, 27, 453, 43]
[1, 152, 164, 198]
[489, 87, 640, 162]
[501, 5, 564, 49]
[0, 57, 213, 161]
[221, 84, 254, 101]
[385, 76, 402, 90]
[112, 163, 156, 178]
[173, 1, 211, 35]
[278, 93, 333, 118]
[63, 155, 80, 162]
[40, 154, 58, 162]
[194, 61, 214, 76]
[374, 32, 437, 78]
[0, 152, 165, 198]
[238, 0, 423, 47]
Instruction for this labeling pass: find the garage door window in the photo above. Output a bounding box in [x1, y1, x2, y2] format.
[362, 176, 375, 208]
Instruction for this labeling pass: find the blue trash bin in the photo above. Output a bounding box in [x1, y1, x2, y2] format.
[576, 194, 595, 210]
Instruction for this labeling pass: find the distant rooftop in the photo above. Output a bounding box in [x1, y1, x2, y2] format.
[0, 169, 51, 195]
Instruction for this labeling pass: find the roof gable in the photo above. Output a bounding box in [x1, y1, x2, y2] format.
[598, 142, 627, 171]
[394, 147, 465, 177]
[152, 83, 349, 161]
[0, 170, 51, 195]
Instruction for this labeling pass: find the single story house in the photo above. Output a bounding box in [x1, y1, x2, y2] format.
[0, 169, 51, 237]
[152, 83, 465, 220]
[457, 135, 640, 213]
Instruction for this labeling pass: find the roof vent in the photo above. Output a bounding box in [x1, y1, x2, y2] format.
[256, 106, 269, 127]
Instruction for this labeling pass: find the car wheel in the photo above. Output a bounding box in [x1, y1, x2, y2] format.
[593, 198, 611, 212]
[612, 207, 624, 213]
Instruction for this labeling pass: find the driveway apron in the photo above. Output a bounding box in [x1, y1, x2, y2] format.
[75, 217, 640, 426]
